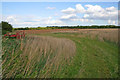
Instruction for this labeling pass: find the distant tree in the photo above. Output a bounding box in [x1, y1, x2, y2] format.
[1, 21, 13, 34]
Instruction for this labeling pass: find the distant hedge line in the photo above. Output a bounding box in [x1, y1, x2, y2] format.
[14, 25, 120, 30]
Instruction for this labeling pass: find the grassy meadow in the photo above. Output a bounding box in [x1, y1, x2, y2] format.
[2, 29, 119, 78]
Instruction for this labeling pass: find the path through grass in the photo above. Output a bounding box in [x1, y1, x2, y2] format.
[2, 32, 118, 78]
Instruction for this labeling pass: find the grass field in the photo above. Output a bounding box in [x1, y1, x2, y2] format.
[2, 29, 119, 78]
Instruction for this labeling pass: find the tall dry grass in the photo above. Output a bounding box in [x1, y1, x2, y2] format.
[47, 29, 119, 44]
[80, 29, 119, 43]
[25, 29, 119, 44]
[21, 35, 76, 78]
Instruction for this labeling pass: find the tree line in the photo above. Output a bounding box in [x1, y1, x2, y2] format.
[14, 25, 119, 30]
[0, 21, 120, 35]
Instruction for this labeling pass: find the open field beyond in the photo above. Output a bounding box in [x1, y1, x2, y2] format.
[2, 29, 119, 78]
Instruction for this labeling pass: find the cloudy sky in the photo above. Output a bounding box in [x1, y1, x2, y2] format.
[2, 2, 118, 28]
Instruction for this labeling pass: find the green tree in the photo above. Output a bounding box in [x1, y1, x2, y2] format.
[1, 21, 13, 34]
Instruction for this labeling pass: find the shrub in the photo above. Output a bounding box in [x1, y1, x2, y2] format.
[1, 21, 13, 34]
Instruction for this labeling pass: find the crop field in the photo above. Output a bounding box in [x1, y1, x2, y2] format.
[2, 29, 119, 78]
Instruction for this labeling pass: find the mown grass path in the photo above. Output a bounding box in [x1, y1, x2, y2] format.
[36, 32, 118, 78]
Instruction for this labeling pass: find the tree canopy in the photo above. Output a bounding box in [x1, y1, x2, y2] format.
[1, 21, 13, 34]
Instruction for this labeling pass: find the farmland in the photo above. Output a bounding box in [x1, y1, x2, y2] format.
[2, 28, 119, 78]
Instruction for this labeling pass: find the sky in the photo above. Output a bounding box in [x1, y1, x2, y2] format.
[1, 2, 119, 28]
[1, 0, 120, 2]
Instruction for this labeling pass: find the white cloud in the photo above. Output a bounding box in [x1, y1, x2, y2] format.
[72, 18, 93, 22]
[61, 4, 85, 14]
[85, 5, 105, 14]
[83, 14, 89, 18]
[108, 20, 111, 24]
[106, 6, 117, 11]
[47, 20, 63, 25]
[61, 7, 76, 14]
[108, 20, 116, 25]
[84, 4, 118, 21]
[61, 14, 77, 20]
[3, 15, 64, 27]
[46, 7, 56, 10]
[76, 4, 86, 13]
[60, 14, 93, 23]
[61, 4, 118, 24]
[79, 19, 84, 22]
[112, 21, 116, 24]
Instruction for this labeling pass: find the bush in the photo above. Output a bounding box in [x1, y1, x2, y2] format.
[1, 21, 13, 35]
